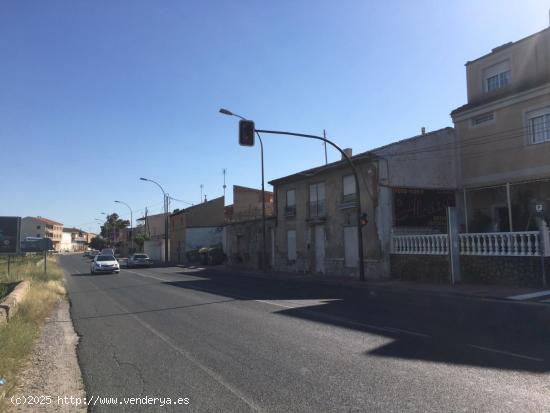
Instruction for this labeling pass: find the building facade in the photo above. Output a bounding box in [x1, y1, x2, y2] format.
[269, 128, 458, 279]
[451, 27, 550, 233]
[20, 216, 64, 251]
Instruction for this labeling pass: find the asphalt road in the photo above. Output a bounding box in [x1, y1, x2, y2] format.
[61, 255, 550, 412]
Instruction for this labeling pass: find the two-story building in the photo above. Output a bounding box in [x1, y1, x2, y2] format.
[451, 26, 550, 233]
[269, 127, 458, 279]
[20, 216, 64, 251]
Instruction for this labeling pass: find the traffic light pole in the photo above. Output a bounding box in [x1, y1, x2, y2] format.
[255, 128, 366, 282]
[255, 132, 267, 272]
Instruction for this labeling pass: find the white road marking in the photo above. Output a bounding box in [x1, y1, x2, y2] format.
[77, 267, 263, 412]
[467, 344, 544, 362]
[123, 269, 432, 339]
[508, 290, 550, 300]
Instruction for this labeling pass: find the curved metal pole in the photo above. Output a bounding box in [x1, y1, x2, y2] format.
[256, 129, 366, 281]
[115, 200, 134, 254]
[141, 178, 169, 264]
[222, 112, 268, 272]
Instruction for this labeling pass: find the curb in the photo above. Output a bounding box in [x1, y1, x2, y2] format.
[0, 280, 31, 325]
[179, 265, 542, 305]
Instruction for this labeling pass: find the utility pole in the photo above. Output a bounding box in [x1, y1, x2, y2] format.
[223, 168, 227, 198]
[219, 107, 367, 281]
[200, 184, 203, 204]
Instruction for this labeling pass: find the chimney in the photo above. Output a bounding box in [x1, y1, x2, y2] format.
[342, 148, 352, 160]
[421, 127, 426, 135]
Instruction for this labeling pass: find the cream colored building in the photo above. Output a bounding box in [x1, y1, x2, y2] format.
[20, 216, 64, 251]
[451, 26, 550, 232]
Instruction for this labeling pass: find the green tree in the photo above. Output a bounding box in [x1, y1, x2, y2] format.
[100, 213, 130, 243]
[89, 237, 108, 250]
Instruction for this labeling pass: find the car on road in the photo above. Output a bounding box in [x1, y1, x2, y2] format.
[101, 248, 115, 256]
[128, 253, 152, 268]
[87, 250, 100, 260]
[90, 255, 120, 274]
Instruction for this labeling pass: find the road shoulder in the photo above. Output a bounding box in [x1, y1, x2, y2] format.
[9, 299, 86, 412]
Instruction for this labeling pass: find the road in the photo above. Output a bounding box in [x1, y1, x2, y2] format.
[61, 255, 550, 412]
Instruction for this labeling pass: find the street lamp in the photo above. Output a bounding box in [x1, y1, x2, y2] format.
[219, 108, 268, 272]
[115, 200, 134, 254]
[220, 108, 367, 281]
[140, 177, 169, 264]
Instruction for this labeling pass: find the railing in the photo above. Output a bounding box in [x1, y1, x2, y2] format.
[459, 231, 540, 256]
[392, 234, 448, 255]
[391, 231, 541, 256]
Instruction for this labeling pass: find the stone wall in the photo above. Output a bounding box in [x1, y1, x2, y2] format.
[390, 254, 450, 283]
[461, 256, 550, 287]
[391, 254, 550, 287]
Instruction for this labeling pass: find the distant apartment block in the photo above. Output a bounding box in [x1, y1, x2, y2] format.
[21, 216, 64, 251]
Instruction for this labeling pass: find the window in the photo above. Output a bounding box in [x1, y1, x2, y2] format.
[309, 182, 326, 217]
[471, 112, 494, 126]
[483, 61, 510, 92]
[36, 225, 41, 229]
[342, 175, 356, 202]
[287, 230, 297, 261]
[285, 189, 296, 216]
[528, 108, 550, 144]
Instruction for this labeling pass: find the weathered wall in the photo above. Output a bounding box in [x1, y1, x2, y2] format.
[185, 227, 224, 251]
[186, 197, 225, 227]
[225, 218, 276, 270]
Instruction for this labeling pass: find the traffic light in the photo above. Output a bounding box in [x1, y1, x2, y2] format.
[360, 213, 368, 226]
[239, 120, 255, 147]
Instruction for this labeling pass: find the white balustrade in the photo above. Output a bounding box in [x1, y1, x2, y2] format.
[391, 234, 448, 255]
[458, 232, 540, 256]
[392, 231, 541, 256]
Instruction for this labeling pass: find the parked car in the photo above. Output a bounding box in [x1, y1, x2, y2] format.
[88, 250, 100, 260]
[90, 255, 120, 274]
[128, 253, 152, 268]
[82, 251, 90, 257]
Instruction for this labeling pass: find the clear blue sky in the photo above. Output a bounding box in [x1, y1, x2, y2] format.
[1, 0, 548, 233]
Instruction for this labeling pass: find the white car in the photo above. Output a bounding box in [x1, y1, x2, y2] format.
[91, 255, 120, 274]
[128, 253, 152, 268]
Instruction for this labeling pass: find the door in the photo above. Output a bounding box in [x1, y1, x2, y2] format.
[344, 226, 358, 267]
[314, 225, 325, 273]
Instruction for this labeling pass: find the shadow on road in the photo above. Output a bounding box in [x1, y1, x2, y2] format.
[161, 269, 550, 373]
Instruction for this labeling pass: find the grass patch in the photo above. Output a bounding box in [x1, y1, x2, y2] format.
[0, 283, 17, 301]
[0, 255, 65, 409]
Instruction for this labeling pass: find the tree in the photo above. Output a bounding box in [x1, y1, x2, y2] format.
[100, 213, 130, 243]
[89, 237, 108, 251]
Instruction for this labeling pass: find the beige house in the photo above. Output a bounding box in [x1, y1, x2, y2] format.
[269, 128, 457, 279]
[62, 227, 88, 251]
[170, 209, 186, 263]
[20, 216, 64, 251]
[226, 185, 274, 222]
[451, 26, 550, 232]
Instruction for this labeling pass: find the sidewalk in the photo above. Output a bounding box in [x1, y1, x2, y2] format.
[179, 264, 541, 301]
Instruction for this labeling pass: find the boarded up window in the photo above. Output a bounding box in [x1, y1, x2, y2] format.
[287, 230, 297, 261]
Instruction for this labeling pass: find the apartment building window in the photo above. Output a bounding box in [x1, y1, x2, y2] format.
[287, 230, 297, 261]
[36, 225, 40, 229]
[285, 189, 296, 216]
[483, 61, 510, 92]
[528, 107, 550, 144]
[471, 112, 494, 127]
[309, 182, 326, 217]
[342, 175, 357, 202]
